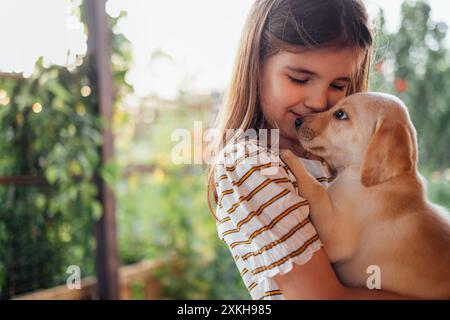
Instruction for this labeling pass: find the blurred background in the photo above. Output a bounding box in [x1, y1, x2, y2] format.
[0, 0, 449, 300]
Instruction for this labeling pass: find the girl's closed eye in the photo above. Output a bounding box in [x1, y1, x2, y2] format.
[331, 83, 348, 91]
[288, 75, 348, 91]
[287, 75, 308, 85]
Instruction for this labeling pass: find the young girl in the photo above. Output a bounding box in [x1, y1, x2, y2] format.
[207, 0, 407, 300]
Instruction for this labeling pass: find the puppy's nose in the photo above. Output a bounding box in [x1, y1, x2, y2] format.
[295, 117, 303, 128]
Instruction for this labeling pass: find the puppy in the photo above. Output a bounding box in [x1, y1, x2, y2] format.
[280, 92, 450, 299]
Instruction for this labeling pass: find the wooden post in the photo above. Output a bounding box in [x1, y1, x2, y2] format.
[85, 0, 120, 300]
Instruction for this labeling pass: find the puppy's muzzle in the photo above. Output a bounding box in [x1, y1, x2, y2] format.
[295, 118, 316, 141]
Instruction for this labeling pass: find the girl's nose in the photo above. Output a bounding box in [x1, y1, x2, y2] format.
[305, 88, 328, 112]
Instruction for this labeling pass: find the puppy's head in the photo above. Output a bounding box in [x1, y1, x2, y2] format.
[295, 92, 417, 187]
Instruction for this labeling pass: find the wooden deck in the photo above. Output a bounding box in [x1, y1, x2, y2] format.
[13, 260, 161, 300]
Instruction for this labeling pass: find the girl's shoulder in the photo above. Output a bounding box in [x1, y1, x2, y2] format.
[217, 138, 277, 167]
[217, 138, 329, 173]
[216, 138, 288, 178]
[215, 138, 334, 190]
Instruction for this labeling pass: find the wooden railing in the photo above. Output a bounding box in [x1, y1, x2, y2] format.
[12, 260, 162, 300]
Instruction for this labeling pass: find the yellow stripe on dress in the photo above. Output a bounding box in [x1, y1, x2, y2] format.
[221, 189, 290, 237]
[225, 178, 273, 214]
[240, 217, 311, 258]
[251, 234, 320, 275]
[247, 282, 257, 292]
[224, 149, 262, 172]
[259, 290, 283, 300]
[218, 186, 288, 225]
[240, 268, 249, 276]
[244, 200, 309, 241]
[217, 177, 290, 209]
[232, 163, 274, 187]
[230, 196, 307, 248]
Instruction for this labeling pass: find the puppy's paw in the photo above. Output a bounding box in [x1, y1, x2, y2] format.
[280, 149, 325, 200]
[280, 149, 307, 173]
[279, 149, 296, 163]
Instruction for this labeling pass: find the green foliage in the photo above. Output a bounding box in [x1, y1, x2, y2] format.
[0, 3, 133, 298]
[0, 58, 100, 298]
[369, 0, 450, 210]
[116, 105, 248, 299]
[369, 0, 450, 170]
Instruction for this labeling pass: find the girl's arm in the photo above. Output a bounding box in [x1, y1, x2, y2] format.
[274, 248, 411, 300]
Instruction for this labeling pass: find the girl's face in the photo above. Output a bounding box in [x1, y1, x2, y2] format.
[259, 46, 359, 141]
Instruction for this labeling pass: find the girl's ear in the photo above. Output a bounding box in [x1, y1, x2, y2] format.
[360, 117, 415, 187]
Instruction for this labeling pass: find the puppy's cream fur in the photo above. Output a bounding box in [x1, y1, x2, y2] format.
[280, 92, 450, 299]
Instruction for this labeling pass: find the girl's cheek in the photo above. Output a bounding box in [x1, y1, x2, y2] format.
[330, 92, 347, 106]
[281, 88, 303, 108]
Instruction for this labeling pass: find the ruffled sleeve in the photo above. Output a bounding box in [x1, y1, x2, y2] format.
[214, 141, 323, 283]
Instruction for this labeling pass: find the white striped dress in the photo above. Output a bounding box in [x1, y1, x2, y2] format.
[214, 140, 334, 300]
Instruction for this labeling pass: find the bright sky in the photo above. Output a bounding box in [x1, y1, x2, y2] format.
[1, 0, 449, 100]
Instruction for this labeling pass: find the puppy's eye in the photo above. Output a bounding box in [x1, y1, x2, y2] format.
[334, 110, 348, 120]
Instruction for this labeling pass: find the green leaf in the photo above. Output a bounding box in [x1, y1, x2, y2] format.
[91, 201, 102, 220]
[45, 166, 58, 184]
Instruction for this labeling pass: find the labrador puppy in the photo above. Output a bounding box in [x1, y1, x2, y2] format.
[280, 92, 450, 299]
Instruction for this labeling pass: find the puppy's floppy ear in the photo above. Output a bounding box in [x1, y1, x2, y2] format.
[360, 117, 415, 187]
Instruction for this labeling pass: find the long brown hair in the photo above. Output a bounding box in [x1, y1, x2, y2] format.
[206, 0, 374, 219]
